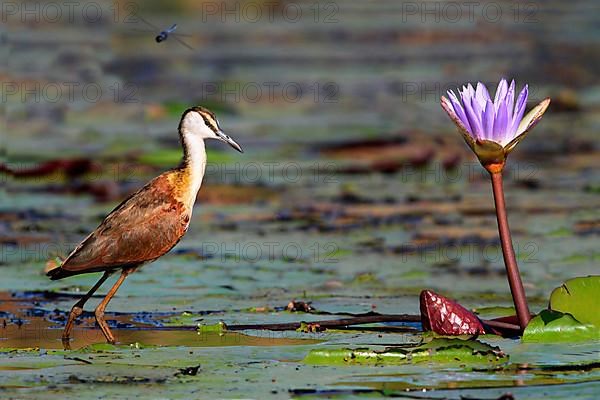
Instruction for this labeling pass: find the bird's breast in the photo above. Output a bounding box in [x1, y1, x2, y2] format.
[167, 167, 202, 212]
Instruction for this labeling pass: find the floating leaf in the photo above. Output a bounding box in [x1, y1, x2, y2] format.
[77, 343, 125, 353]
[304, 338, 507, 366]
[549, 276, 600, 327]
[472, 306, 515, 319]
[162, 311, 201, 327]
[197, 321, 228, 334]
[522, 310, 599, 343]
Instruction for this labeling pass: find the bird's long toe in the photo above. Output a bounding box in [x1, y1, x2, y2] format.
[63, 305, 83, 340]
[94, 309, 115, 344]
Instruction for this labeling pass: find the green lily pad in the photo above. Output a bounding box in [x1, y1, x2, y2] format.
[163, 312, 227, 334]
[522, 310, 600, 343]
[162, 311, 202, 326]
[77, 343, 141, 353]
[304, 338, 508, 366]
[549, 275, 600, 327]
[197, 321, 228, 334]
[472, 306, 515, 319]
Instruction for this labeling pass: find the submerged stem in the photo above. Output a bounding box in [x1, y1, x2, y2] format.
[490, 172, 531, 331]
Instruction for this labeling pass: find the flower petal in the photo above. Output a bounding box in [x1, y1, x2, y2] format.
[464, 95, 483, 139]
[510, 84, 529, 136]
[441, 96, 476, 150]
[475, 82, 491, 108]
[448, 90, 472, 134]
[483, 99, 495, 139]
[516, 97, 551, 136]
[504, 97, 551, 153]
[504, 97, 550, 154]
[494, 79, 508, 111]
[494, 99, 510, 145]
[505, 80, 516, 120]
[465, 83, 475, 98]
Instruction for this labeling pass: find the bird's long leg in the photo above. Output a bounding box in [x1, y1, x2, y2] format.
[62, 271, 112, 344]
[94, 268, 135, 344]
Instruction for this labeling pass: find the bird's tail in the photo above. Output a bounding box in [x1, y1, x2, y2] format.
[45, 257, 70, 280]
[46, 267, 69, 280]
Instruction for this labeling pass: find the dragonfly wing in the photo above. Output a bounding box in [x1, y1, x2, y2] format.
[130, 28, 156, 33]
[172, 35, 195, 50]
[135, 15, 160, 30]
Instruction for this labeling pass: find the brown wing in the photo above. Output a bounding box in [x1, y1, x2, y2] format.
[49, 173, 190, 279]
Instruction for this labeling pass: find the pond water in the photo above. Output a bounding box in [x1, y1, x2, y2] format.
[2, 0, 599, 398]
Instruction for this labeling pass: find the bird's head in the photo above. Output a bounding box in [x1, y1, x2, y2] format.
[178, 106, 243, 153]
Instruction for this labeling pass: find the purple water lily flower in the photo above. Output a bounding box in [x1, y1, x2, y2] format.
[439, 79, 552, 331]
[441, 79, 550, 168]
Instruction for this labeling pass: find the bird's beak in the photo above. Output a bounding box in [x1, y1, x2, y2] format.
[216, 130, 243, 153]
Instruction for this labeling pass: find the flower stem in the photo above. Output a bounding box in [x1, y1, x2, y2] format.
[490, 172, 531, 331]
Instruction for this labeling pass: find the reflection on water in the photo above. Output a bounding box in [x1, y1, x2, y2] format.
[1, 297, 318, 350]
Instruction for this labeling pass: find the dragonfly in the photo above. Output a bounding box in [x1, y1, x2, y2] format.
[132, 15, 194, 51]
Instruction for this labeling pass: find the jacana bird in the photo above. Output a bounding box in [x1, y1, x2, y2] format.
[47, 106, 243, 345]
